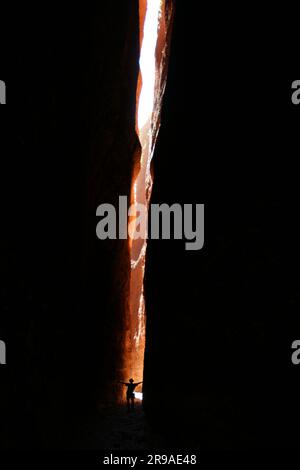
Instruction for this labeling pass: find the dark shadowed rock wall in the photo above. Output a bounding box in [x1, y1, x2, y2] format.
[0, 2, 140, 449]
[143, 2, 300, 449]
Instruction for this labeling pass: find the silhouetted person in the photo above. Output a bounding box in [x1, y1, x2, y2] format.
[119, 378, 143, 412]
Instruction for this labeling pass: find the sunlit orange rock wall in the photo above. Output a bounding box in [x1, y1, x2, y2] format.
[123, 0, 175, 398]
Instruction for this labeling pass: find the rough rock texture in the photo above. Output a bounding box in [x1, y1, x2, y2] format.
[125, 0, 175, 399]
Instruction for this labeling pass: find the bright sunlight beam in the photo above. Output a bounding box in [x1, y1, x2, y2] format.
[138, 0, 161, 130]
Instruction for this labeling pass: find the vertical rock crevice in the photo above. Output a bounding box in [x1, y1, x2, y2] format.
[125, 0, 175, 395]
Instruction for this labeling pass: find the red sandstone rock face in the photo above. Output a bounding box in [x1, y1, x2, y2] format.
[0, 0, 175, 448]
[123, 0, 175, 396]
[152, 0, 175, 155]
[83, 2, 141, 405]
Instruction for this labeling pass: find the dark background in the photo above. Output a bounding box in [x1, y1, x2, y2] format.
[0, 1, 300, 451]
[143, 2, 300, 449]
